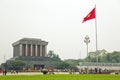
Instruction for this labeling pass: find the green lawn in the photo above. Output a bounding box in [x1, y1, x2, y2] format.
[0, 74, 120, 80]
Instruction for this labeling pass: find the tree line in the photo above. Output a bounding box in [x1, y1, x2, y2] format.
[64, 49, 120, 65]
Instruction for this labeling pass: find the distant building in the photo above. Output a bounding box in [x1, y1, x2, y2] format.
[12, 38, 48, 57]
[78, 62, 120, 71]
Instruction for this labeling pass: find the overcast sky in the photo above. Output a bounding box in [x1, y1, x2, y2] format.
[0, 0, 120, 64]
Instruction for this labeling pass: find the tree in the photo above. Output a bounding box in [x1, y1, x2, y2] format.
[11, 60, 26, 70]
[85, 50, 120, 63]
[110, 51, 120, 63]
[64, 59, 79, 65]
[105, 53, 111, 62]
[88, 49, 107, 62]
[47, 50, 61, 61]
[55, 61, 70, 69]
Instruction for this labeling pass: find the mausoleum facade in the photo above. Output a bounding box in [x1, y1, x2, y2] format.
[12, 38, 48, 57]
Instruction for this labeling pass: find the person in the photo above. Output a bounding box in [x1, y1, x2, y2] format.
[3, 69, 7, 76]
[16, 70, 18, 74]
[11, 70, 14, 74]
[3, 70, 5, 75]
[95, 68, 98, 73]
[4, 69, 7, 75]
[99, 68, 101, 74]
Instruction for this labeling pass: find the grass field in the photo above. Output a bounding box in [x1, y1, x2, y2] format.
[0, 74, 120, 80]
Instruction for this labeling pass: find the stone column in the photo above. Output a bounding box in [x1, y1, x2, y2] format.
[26, 44, 28, 56]
[40, 45, 42, 56]
[35, 45, 38, 56]
[31, 44, 33, 56]
[37, 45, 40, 56]
[20, 44, 22, 56]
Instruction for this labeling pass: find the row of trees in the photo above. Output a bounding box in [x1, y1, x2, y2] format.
[87, 49, 120, 63]
[1, 60, 26, 71]
[64, 49, 120, 65]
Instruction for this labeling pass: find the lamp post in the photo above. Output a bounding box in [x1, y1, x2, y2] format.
[84, 35, 90, 73]
[84, 35, 90, 61]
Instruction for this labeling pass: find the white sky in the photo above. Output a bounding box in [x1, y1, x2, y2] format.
[0, 0, 120, 64]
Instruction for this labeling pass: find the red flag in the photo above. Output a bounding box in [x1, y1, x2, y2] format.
[82, 8, 96, 23]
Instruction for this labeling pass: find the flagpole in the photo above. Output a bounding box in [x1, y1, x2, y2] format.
[82, 5, 98, 72]
[95, 5, 99, 72]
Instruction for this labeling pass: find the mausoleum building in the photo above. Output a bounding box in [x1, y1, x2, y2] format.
[12, 38, 48, 57]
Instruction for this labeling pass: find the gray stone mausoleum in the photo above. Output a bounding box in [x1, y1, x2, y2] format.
[12, 38, 48, 57]
[4, 38, 60, 70]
